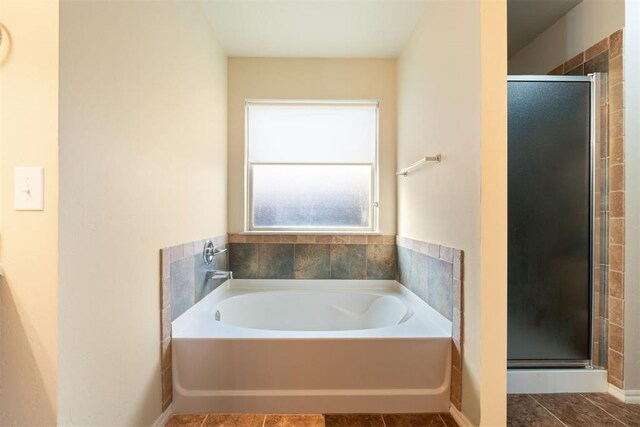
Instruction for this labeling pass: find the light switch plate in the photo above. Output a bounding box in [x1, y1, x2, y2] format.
[14, 167, 44, 211]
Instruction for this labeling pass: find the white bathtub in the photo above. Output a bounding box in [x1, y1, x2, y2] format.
[171, 280, 452, 414]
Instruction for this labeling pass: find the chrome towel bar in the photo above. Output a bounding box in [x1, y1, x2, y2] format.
[396, 154, 442, 177]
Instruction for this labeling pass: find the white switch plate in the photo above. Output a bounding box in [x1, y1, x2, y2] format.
[14, 167, 44, 211]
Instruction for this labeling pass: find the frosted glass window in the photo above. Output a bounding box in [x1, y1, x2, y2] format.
[245, 100, 378, 231]
[252, 165, 372, 228]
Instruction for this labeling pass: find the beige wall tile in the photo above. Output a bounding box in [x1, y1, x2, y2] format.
[610, 191, 624, 218]
[609, 270, 624, 298]
[453, 279, 462, 312]
[609, 323, 624, 353]
[383, 235, 396, 244]
[608, 349, 623, 382]
[610, 30, 623, 58]
[451, 367, 462, 409]
[296, 235, 316, 244]
[564, 52, 584, 71]
[162, 305, 171, 340]
[585, 38, 609, 61]
[453, 308, 463, 343]
[610, 218, 624, 245]
[331, 235, 349, 244]
[609, 55, 622, 87]
[427, 243, 440, 258]
[610, 297, 624, 326]
[228, 233, 246, 243]
[610, 137, 624, 165]
[610, 164, 624, 192]
[192, 239, 205, 256]
[183, 242, 195, 258]
[610, 110, 624, 140]
[316, 235, 333, 244]
[162, 276, 170, 308]
[161, 338, 171, 373]
[367, 235, 384, 244]
[439, 246, 453, 263]
[610, 244, 624, 272]
[453, 250, 463, 281]
[280, 235, 298, 243]
[170, 244, 183, 262]
[349, 235, 367, 244]
[452, 339, 462, 372]
[162, 367, 173, 409]
[548, 64, 564, 75]
[162, 248, 170, 278]
[245, 235, 264, 243]
[261, 235, 281, 243]
[610, 83, 624, 113]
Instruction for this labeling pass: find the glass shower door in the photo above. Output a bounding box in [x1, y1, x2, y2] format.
[507, 76, 593, 366]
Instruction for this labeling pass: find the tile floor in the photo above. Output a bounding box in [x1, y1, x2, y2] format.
[165, 412, 459, 427]
[508, 393, 640, 426]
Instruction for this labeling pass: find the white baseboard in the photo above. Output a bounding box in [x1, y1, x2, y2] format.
[608, 384, 640, 404]
[507, 369, 607, 394]
[152, 404, 172, 427]
[449, 403, 474, 427]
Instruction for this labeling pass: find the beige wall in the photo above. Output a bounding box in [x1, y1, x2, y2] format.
[0, 1, 59, 425]
[509, 0, 625, 74]
[227, 58, 397, 235]
[397, 0, 507, 425]
[58, 1, 227, 425]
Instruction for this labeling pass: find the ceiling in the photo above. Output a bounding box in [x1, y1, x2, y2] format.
[200, 0, 583, 59]
[508, 0, 582, 58]
[199, 0, 429, 58]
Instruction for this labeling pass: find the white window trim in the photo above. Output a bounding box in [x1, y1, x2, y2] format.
[243, 99, 380, 233]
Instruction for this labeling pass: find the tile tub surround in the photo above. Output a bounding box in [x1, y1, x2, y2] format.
[160, 235, 228, 410]
[396, 235, 464, 410]
[228, 235, 397, 280]
[549, 29, 625, 389]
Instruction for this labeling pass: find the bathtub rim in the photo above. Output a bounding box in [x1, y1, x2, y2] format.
[172, 279, 452, 340]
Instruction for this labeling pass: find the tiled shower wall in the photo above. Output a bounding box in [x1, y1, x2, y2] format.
[396, 236, 464, 410]
[549, 29, 625, 388]
[160, 235, 228, 410]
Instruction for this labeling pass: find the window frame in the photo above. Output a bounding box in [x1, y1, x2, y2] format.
[244, 99, 380, 233]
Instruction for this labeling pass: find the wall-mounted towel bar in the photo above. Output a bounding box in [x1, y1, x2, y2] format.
[396, 154, 441, 177]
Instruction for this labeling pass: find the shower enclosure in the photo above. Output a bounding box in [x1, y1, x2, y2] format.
[507, 75, 607, 369]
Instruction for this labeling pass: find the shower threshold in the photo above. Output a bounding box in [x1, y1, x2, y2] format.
[507, 368, 607, 394]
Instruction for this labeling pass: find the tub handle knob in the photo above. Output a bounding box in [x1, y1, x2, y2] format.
[203, 240, 227, 264]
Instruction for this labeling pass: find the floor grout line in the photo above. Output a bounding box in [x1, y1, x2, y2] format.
[262, 414, 266, 427]
[380, 414, 387, 427]
[437, 413, 446, 426]
[528, 394, 569, 427]
[199, 414, 208, 427]
[579, 394, 630, 427]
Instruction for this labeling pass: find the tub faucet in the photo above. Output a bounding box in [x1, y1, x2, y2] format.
[206, 270, 233, 280]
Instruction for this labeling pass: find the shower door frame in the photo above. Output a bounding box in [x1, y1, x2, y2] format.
[507, 74, 606, 369]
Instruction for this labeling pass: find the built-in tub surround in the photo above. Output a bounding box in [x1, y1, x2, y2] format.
[396, 236, 464, 410]
[160, 235, 228, 410]
[226, 233, 464, 411]
[171, 280, 451, 414]
[549, 30, 625, 390]
[228, 234, 397, 280]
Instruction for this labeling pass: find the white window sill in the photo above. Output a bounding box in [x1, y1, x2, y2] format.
[240, 231, 383, 236]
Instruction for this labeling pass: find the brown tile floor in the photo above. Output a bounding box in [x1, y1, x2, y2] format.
[165, 412, 459, 427]
[508, 393, 640, 426]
